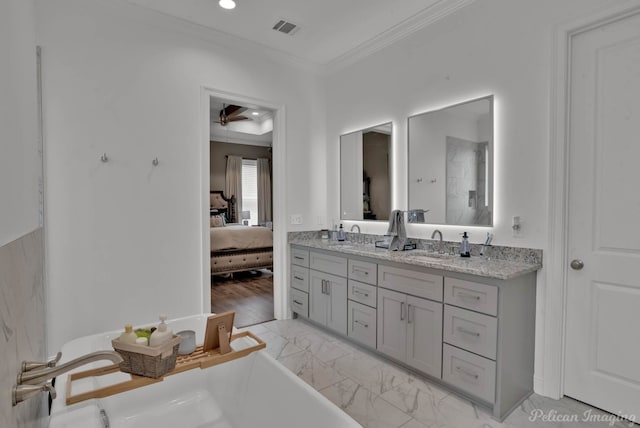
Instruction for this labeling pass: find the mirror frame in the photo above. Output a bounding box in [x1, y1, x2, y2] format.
[340, 122, 393, 222]
[407, 95, 494, 227]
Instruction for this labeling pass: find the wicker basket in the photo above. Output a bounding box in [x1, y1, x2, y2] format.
[112, 336, 181, 378]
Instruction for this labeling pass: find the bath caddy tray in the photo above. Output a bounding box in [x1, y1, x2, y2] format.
[65, 331, 265, 405]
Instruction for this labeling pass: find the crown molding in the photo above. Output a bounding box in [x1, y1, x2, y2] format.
[323, 0, 476, 74]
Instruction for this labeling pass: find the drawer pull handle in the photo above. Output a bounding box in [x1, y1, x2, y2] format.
[455, 366, 479, 379]
[294, 256, 304, 260]
[353, 268, 369, 275]
[293, 300, 303, 305]
[400, 302, 406, 321]
[457, 292, 481, 301]
[352, 289, 369, 297]
[321, 279, 326, 294]
[294, 275, 304, 281]
[354, 320, 369, 328]
[456, 326, 481, 337]
[407, 304, 413, 324]
[326, 281, 331, 295]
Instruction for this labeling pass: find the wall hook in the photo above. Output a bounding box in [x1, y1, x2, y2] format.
[416, 178, 423, 183]
[100, 153, 108, 163]
[152, 157, 159, 166]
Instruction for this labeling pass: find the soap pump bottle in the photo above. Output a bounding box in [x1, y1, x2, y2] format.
[149, 314, 173, 347]
[337, 224, 346, 241]
[118, 323, 138, 344]
[460, 232, 471, 258]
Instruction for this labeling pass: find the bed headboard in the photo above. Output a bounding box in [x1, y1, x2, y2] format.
[210, 191, 236, 223]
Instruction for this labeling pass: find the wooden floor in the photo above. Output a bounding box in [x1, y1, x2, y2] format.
[210, 269, 275, 328]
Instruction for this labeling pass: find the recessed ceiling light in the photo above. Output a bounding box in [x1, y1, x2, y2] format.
[251, 111, 260, 116]
[219, 0, 235, 10]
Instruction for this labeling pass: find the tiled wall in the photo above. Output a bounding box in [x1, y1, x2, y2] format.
[0, 228, 46, 428]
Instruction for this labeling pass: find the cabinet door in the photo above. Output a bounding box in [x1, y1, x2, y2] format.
[326, 273, 348, 335]
[309, 270, 327, 325]
[406, 295, 443, 378]
[377, 288, 407, 362]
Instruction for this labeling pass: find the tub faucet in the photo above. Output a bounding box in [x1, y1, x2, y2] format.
[431, 230, 443, 253]
[17, 350, 123, 386]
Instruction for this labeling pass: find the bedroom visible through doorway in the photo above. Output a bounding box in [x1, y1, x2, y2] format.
[209, 96, 275, 328]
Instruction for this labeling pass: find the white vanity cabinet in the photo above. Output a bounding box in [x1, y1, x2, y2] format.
[377, 266, 443, 378]
[289, 243, 538, 422]
[441, 274, 537, 420]
[290, 247, 310, 317]
[306, 250, 349, 335]
[346, 257, 378, 348]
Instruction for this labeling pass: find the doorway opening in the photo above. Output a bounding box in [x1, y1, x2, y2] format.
[206, 94, 279, 328]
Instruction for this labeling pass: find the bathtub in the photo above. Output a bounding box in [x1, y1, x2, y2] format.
[48, 314, 361, 428]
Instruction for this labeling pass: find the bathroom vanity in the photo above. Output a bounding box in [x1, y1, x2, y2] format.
[289, 239, 540, 421]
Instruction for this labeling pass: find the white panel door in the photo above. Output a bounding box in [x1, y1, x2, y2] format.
[406, 295, 442, 378]
[377, 288, 406, 362]
[564, 10, 640, 419]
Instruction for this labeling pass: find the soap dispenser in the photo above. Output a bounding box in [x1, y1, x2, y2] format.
[460, 232, 471, 258]
[337, 224, 346, 241]
[149, 314, 173, 347]
[118, 324, 138, 344]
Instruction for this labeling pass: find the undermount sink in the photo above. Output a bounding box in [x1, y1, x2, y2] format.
[406, 250, 457, 260]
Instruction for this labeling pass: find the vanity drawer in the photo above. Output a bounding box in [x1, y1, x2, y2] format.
[291, 248, 310, 268]
[348, 259, 377, 285]
[444, 305, 497, 360]
[443, 344, 496, 404]
[291, 266, 309, 292]
[291, 288, 309, 318]
[444, 277, 497, 316]
[310, 251, 348, 277]
[348, 300, 377, 349]
[378, 265, 443, 302]
[348, 280, 377, 308]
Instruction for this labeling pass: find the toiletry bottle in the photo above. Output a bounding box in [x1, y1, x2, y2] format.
[331, 224, 338, 241]
[149, 314, 173, 346]
[460, 232, 471, 257]
[118, 324, 138, 344]
[337, 224, 345, 241]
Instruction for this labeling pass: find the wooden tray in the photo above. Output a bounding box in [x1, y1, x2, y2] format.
[65, 331, 265, 405]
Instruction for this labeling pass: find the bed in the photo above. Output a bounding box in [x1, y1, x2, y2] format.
[209, 191, 273, 275]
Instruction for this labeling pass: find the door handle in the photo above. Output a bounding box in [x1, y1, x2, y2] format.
[400, 302, 405, 321]
[326, 281, 331, 295]
[407, 304, 413, 324]
[570, 259, 584, 270]
[321, 279, 326, 294]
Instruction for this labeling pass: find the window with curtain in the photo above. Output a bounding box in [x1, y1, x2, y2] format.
[241, 159, 258, 225]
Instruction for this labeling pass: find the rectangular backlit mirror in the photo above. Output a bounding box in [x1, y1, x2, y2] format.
[408, 96, 493, 226]
[340, 123, 392, 221]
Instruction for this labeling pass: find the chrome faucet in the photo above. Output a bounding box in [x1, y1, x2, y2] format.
[350, 224, 361, 233]
[13, 350, 123, 406]
[17, 350, 123, 386]
[431, 229, 443, 253]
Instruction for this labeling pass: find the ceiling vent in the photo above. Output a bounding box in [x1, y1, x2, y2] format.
[272, 19, 299, 35]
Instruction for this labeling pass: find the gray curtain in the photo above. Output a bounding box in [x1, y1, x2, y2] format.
[257, 158, 272, 224]
[225, 155, 242, 222]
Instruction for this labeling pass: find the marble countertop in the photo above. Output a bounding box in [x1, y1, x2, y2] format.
[290, 238, 541, 280]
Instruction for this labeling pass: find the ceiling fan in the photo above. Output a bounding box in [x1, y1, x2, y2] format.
[215, 104, 251, 126]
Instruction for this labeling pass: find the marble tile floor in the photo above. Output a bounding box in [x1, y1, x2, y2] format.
[238, 319, 637, 428]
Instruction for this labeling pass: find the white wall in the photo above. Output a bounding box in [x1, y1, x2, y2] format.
[0, 0, 40, 246]
[324, 0, 620, 395]
[37, 0, 326, 352]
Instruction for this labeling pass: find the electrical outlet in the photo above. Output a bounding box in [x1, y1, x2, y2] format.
[512, 216, 521, 237]
[290, 214, 303, 225]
